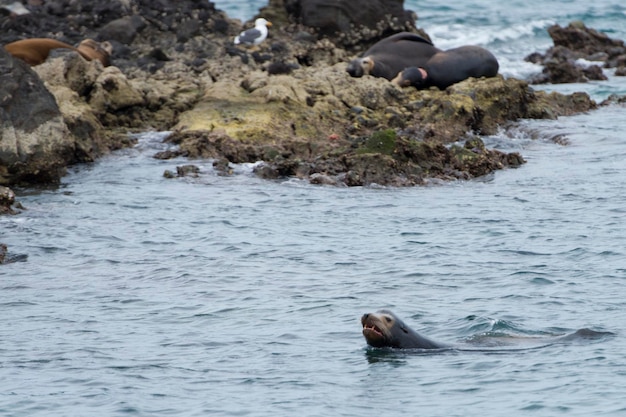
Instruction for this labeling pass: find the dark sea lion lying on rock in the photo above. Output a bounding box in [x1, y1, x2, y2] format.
[392, 45, 499, 90]
[4, 38, 112, 66]
[346, 32, 441, 80]
[361, 310, 613, 351]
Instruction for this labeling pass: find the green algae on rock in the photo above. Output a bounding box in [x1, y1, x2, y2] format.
[359, 129, 397, 155]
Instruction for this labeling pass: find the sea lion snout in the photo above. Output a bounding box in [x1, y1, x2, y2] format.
[346, 57, 376, 77]
[346, 59, 364, 77]
[360, 313, 373, 329]
[362, 311, 391, 347]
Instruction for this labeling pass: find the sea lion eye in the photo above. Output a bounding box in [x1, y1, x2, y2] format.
[385, 317, 392, 323]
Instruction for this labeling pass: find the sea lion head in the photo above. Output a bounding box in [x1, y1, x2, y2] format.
[361, 309, 408, 348]
[76, 39, 113, 67]
[346, 56, 375, 78]
[392, 66, 428, 89]
[362, 310, 448, 349]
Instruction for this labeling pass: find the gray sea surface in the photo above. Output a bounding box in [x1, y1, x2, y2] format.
[3, 1, 626, 416]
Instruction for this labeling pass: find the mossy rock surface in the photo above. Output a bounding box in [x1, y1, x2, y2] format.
[359, 129, 397, 155]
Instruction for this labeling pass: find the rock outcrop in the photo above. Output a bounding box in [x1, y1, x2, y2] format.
[282, 0, 418, 47]
[160, 74, 595, 186]
[527, 21, 626, 84]
[0, 47, 74, 184]
[0, 1, 607, 190]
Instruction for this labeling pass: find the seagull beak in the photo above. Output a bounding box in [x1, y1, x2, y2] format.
[266, 21, 273, 27]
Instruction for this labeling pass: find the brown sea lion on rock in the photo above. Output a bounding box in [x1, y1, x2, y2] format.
[4, 38, 112, 67]
[346, 32, 441, 80]
[392, 45, 499, 90]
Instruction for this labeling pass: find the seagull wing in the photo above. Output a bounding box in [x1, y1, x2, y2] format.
[237, 28, 262, 44]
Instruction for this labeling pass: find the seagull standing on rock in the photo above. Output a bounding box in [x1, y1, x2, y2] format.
[234, 18, 272, 46]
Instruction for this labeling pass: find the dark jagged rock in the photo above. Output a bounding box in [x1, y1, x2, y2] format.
[98, 15, 147, 45]
[0, 47, 73, 184]
[176, 164, 200, 177]
[283, 0, 416, 46]
[548, 21, 626, 66]
[527, 21, 625, 84]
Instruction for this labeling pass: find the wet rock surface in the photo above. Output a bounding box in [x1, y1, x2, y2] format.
[527, 21, 626, 84]
[0, 1, 611, 189]
[0, 47, 74, 185]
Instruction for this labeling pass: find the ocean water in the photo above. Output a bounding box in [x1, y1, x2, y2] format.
[3, 1, 626, 416]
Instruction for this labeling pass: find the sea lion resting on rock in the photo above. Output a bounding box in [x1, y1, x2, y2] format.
[392, 45, 499, 90]
[361, 310, 613, 350]
[4, 38, 112, 67]
[346, 32, 441, 80]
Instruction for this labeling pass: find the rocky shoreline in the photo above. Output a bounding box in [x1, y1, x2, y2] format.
[1, 1, 625, 208]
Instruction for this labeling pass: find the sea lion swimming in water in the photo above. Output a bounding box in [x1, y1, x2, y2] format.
[361, 310, 448, 349]
[361, 310, 613, 351]
[392, 45, 499, 90]
[346, 32, 441, 80]
[4, 38, 112, 67]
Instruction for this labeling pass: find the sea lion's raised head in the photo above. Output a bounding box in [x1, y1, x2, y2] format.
[361, 309, 446, 349]
[361, 309, 406, 348]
